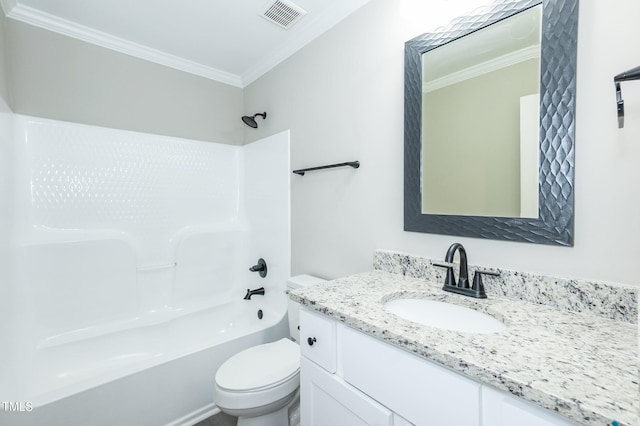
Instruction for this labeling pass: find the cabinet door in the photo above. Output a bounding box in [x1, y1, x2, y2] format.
[341, 326, 480, 426]
[482, 386, 580, 426]
[300, 309, 337, 373]
[301, 357, 392, 426]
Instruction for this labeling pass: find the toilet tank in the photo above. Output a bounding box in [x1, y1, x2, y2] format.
[287, 274, 326, 342]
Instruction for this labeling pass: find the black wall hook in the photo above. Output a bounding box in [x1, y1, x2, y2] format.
[614, 65, 640, 128]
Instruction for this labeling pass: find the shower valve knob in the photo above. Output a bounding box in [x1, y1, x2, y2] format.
[248, 258, 267, 278]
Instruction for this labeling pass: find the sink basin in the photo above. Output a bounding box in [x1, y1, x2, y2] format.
[383, 299, 506, 334]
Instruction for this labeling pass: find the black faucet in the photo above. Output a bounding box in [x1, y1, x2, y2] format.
[249, 258, 267, 278]
[434, 243, 499, 299]
[445, 243, 469, 289]
[244, 287, 265, 300]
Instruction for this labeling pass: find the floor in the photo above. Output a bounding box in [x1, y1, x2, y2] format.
[195, 411, 237, 426]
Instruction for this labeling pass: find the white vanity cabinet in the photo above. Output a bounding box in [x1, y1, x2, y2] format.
[299, 307, 580, 426]
[481, 386, 579, 426]
[341, 326, 480, 425]
[299, 309, 393, 425]
[300, 357, 393, 425]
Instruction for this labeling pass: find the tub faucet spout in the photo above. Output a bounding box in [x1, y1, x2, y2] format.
[244, 287, 265, 300]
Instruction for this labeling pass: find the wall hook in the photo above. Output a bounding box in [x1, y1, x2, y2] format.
[614, 65, 640, 128]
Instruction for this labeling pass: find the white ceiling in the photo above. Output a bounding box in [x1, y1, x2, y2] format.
[0, 0, 371, 87]
[423, 5, 541, 85]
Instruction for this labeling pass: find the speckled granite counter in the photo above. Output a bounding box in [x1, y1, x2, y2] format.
[290, 271, 639, 426]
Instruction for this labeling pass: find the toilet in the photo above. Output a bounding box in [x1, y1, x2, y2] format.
[213, 274, 326, 426]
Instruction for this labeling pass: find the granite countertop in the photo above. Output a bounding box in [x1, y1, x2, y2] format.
[290, 271, 639, 426]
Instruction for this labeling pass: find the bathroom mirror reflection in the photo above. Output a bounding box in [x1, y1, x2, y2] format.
[404, 0, 577, 246]
[421, 5, 541, 218]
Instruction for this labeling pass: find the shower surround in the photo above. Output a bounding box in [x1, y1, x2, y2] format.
[0, 114, 291, 426]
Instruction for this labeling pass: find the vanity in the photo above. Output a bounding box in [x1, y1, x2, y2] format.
[291, 252, 638, 426]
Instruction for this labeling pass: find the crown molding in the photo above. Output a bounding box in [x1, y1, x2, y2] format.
[5, 4, 244, 87]
[0, 0, 17, 16]
[423, 45, 540, 93]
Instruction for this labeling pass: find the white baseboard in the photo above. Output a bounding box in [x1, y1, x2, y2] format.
[165, 403, 221, 426]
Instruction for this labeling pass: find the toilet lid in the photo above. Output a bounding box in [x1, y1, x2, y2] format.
[216, 338, 300, 392]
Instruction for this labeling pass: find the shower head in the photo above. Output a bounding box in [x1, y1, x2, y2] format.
[241, 112, 267, 128]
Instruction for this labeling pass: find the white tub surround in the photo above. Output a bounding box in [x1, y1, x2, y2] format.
[290, 254, 638, 426]
[0, 115, 291, 426]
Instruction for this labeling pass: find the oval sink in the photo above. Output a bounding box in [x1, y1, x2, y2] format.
[383, 299, 505, 334]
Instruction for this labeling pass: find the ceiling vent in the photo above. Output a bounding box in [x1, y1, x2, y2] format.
[260, 0, 307, 30]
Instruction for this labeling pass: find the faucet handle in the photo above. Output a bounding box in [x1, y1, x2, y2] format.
[433, 261, 456, 287]
[471, 270, 499, 298]
[249, 258, 268, 278]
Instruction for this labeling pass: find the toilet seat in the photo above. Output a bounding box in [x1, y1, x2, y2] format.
[216, 338, 299, 392]
[214, 338, 301, 411]
[217, 369, 299, 393]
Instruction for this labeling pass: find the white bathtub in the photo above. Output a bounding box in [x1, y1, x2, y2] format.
[5, 301, 288, 426]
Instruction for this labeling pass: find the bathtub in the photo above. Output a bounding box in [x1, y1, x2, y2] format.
[0, 116, 291, 426]
[5, 301, 288, 426]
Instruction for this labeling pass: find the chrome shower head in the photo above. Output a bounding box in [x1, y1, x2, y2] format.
[241, 112, 267, 128]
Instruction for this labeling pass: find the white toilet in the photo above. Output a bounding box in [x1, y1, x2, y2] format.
[213, 274, 326, 426]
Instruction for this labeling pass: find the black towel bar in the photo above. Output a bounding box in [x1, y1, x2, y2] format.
[293, 161, 360, 176]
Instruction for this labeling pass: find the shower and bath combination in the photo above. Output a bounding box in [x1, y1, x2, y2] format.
[241, 112, 267, 128]
[1, 116, 291, 426]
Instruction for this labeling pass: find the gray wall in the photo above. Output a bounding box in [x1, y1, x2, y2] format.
[5, 19, 243, 144]
[0, 16, 9, 107]
[244, 0, 640, 286]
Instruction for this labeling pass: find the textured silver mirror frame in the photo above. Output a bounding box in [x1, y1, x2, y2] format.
[404, 0, 577, 246]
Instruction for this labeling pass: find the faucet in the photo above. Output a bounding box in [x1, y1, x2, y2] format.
[445, 243, 469, 289]
[434, 243, 499, 299]
[244, 287, 265, 300]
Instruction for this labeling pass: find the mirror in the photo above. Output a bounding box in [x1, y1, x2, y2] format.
[422, 5, 541, 218]
[404, 0, 578, 246]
